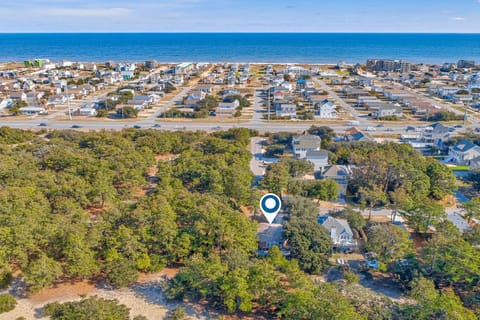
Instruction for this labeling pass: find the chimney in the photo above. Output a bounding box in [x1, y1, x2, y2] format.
[330, 225, 337, 243]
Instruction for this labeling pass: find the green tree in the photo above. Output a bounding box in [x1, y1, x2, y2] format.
[24, 254, 62, 293]
[261, 162, 290, 195]
[365, 224, 414, 263]
[44, 296, 132, 320]
[8, 100, 27, 115]
[117, 106, 138, 118]
[463, 224, 480, 246]
[425, 159, 457, 200]
[284, 197, 333, 274]
[63, 233, 99, 279]
[307, 126, 336, 148]
[359, 185, 387, 221]
[336, 206, 366, 232]
[104, 257, 139, 288]
[278, 284, 363, 320]
[166, 306, 189, 320]
[401, 277, 477, 320]
[403, 200, 445, 235]
[0, 294, 16, 314]
[462, 197, 480, 224]
[421, 233, 480, 286]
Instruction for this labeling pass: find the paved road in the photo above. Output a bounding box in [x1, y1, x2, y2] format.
[147, 86, 192, 120]
[252, 89, 266, 123]
[2, 117, 478, 134]
[312, 77, 364, 123]
[250, 137, 266, 185]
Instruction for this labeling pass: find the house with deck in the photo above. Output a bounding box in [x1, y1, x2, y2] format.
[292, 135, 321, 158]
[318, 215, 356, 251]
[447, 140, 480, 166]
[315, 99, 337, 119]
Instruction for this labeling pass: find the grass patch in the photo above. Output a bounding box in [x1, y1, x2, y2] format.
[449, 165, 471, 171]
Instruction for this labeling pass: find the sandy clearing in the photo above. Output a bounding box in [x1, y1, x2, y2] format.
[0, 270, 211, 320]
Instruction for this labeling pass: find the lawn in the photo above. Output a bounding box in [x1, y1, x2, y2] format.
[449, 165, 471, 171]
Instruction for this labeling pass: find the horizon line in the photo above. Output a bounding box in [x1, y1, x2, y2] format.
[1, 31, 480, 35]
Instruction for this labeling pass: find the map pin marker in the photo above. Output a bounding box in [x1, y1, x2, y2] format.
[260, 193, 281, 224]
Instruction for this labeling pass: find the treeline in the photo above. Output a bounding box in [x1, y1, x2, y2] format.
[0, 127, 478, 318]
[0, 127, 257, 293]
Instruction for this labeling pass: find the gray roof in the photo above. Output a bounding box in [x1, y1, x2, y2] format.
[452, 140, 480, 153]
[306, 150, 329, 159]
[292, 135, 321, 149]
[318, 215, 353, 237]
[322, 165, 351, 178]
[258, 223, 284, 246]
[429, 123, 449, 134]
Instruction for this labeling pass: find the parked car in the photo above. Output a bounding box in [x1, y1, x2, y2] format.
[71, 124, 81, 129]
[152, 124, 161, 128]
[133, 125, 142, 129]
[365, 252, 379, 269]
[39, 122, 47, 127]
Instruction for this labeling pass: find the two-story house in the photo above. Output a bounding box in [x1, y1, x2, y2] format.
[318, 215, 356, 250]
[448, 140, 480, 166]
[291, 135, 321, 158]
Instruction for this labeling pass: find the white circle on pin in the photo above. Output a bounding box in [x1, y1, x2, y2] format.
[265, 198, 276, 209]
[259, 193, 282, 224]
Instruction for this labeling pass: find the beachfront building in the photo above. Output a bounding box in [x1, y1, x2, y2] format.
[173, 63, 194, 75]
[366, 59, 411, 73]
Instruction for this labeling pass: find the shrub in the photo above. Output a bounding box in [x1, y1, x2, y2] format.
[167, 306, 189, 320]
[0, 294, 17, 314]
[343, 271, 360, 284]
[0, 268, 12, 289]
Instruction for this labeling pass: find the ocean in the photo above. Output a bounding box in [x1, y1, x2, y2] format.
[0, 33, 479, 64]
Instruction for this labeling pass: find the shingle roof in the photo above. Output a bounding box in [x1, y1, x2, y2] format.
[453, 140, 480, 153]
[292, 135, 321, 149]
[318, 215, 353, 237]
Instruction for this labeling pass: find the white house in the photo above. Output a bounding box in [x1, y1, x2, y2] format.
[372, 104, 403, 118]
[292, 135, 321, 158]
[318, 215, 355, 248]
[315, 99, 337, 119]
[0, 98, 13, 111]
[305, 150, 329, 171]
[73, 108, 97, 117]
[173, 63, 194, 75]
[20, 107, 48, 116]
[447, 140, 480, 166]
[216, 99, 240, 116]
[275, 103, 296, 117]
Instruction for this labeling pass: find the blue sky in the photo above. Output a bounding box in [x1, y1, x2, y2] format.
[2, 0, 480, 32]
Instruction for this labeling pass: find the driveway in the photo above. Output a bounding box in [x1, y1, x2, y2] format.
[250, 137, 266, 185]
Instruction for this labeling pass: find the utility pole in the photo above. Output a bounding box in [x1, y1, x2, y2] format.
[267, 86, 271, 122]
[66, 84, 72, 120]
